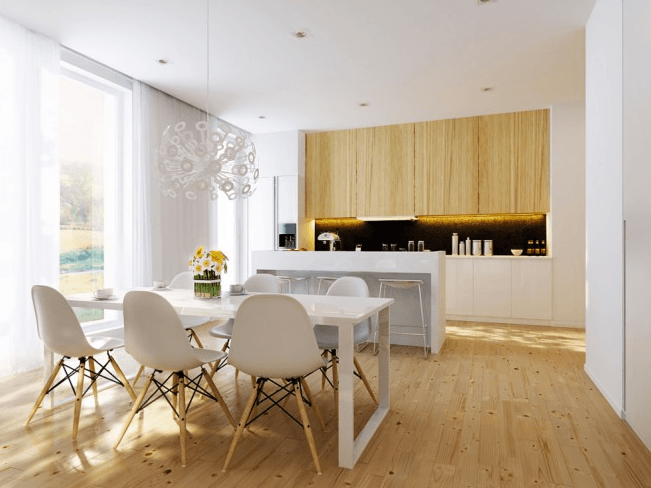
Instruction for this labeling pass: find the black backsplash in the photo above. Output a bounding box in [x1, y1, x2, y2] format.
[314, 215, 547, 255]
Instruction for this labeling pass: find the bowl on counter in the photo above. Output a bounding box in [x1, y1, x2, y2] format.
[511, 249, 523, 256]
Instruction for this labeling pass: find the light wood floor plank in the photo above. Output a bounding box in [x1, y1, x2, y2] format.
[2, 322, 651, 487]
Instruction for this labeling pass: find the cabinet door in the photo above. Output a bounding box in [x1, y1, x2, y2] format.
[305, 130, 356, 218]
[511, 259, 552, 319]
[446, 258, 474, 315]
[514, 110, 550, 213]
[415, 117, 479, 215]
[473, 259, 512, 317]
[478, 109, 550, 214]
[357, 123, 415, 217]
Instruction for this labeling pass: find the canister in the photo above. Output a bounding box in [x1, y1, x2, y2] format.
[459, 242, 465, 255]
[472, 240, 482, 256]
[483, 240, 493, 256]
[465, 237, 471, 255]
[452, 233, 459, 255]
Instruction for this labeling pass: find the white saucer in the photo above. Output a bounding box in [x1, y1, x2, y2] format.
[226, 291, 247, 297]
[92, 295, 118, 301]
[152, 287, 171, 291]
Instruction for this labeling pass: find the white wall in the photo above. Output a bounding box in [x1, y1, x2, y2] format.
[623, 0, 651, 449]
[550, 103, 586, 327]
[584, 0, 624, 415]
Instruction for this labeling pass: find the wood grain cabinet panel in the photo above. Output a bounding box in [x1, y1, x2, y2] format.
[305, 130, 357, 218]
[478, 109, 550, 214]
[415, 117, 479, 215]
[357, 123, 415, 217]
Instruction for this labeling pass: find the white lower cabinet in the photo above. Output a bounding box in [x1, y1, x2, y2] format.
[446, 257, 552, 321]
[446, 258, 474, 315]
[511, 259, 552, 319]
[473, 259, 512, 317]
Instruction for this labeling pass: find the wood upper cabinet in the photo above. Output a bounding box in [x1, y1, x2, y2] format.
[356, 123, 415, 217]
[415, 117, 479, 215]
[305, 130, 357, 218]
[478, 109, 550, 214]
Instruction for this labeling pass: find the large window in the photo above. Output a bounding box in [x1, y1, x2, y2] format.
[58, 52, 132, 323]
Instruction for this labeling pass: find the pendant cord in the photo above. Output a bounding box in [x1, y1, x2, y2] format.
[206, 0, 210, 127]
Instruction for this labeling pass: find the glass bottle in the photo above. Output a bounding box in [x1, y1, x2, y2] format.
[535, 240, 540, 256]
[527, 240, 534, 255]
[541, 240, 546, 256]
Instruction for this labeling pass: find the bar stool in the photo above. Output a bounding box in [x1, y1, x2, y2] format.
[377, 279, 428, 358]
[315, 276, 337, 295]
[277, 275, 308, 294]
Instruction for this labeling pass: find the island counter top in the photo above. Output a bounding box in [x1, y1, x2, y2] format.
[251, 250, 446, 353]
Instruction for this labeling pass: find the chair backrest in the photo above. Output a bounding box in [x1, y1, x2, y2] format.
[326, 277, 371, 335]
[169, 271, 193, 289]
[31, 285, 94, 358]
[229, 294, 323, 379]
[243, 273, 281, 293]
[123, 290, 200, 371]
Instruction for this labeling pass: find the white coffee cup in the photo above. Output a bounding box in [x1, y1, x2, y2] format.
[94, 288, 113, 298]
[153, 280, 166, 289]
[230, 284, 244, 294]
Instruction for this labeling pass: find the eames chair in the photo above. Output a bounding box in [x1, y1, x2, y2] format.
[26, 285, 136, 440]
[133, 271, 217, 384]
[312, 277, 378, 412]
[114, 291, 236, 467]
[208, 273, 282, 377]
[222, 294, 326, 474]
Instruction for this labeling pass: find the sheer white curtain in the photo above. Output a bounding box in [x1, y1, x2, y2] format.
[0, 16, 60, 376]
[137, 83, 214, 283]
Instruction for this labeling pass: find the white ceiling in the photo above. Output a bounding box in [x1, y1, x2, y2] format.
[0, 0, 595, 134]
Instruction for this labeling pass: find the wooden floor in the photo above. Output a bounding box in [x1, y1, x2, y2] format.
[2, 321, 651, 487]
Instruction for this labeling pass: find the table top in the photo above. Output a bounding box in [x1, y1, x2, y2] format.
[66, 288, 393, 327]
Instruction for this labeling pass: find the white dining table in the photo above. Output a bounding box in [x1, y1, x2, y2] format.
[66, 288, 393, 469]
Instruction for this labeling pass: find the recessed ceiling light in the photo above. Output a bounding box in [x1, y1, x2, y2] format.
[359, 102, 369, 107]
[481, 87, 494, 92]
[293, 30, 308, 39]
[476, 0, 496, 4]
[157, 58, 168, 65]
[259, 116, 266, 119]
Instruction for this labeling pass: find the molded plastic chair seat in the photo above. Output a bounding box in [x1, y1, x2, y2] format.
[222, 294, 326, 474]
[115, 291, 236, 467]
[312, 277, 377, 409]
[313, 323, 370, 350]
[26, 285, 136, 440]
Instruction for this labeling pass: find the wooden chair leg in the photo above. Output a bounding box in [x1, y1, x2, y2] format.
[331, 350, 339, 417]
[354, 355, 378, 404]
[133, 365, 145, 386]
[88, 357, 98, 403]
[189, 329, 204, 348]
[300, 377, 326, 431]
[108, 355, 137, 402]
[72, 358, 86, 440]
[178, 373, 187, 467]
[114, 373, 154, 449]
[171, 374, 179, 417]
[222, 380, 262, 472]
[26, 358, 64, 425]
[293, 380, 322, 474]
[202, 367, 236, 428]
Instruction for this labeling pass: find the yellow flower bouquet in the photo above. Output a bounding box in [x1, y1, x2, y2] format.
[189, 246, 228, 298]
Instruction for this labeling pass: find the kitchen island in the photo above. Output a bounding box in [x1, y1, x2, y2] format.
[251, 250, 446, 353]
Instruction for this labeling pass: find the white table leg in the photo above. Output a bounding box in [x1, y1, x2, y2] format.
[338, 305, 391, 469]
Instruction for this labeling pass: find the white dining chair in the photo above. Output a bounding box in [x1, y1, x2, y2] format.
[26, 285, 137, 440]
[312, 277, 378, 413]
[114, 291, 236, 467]
[222, 294, 326, 474]
[208, 273, 282, 378]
